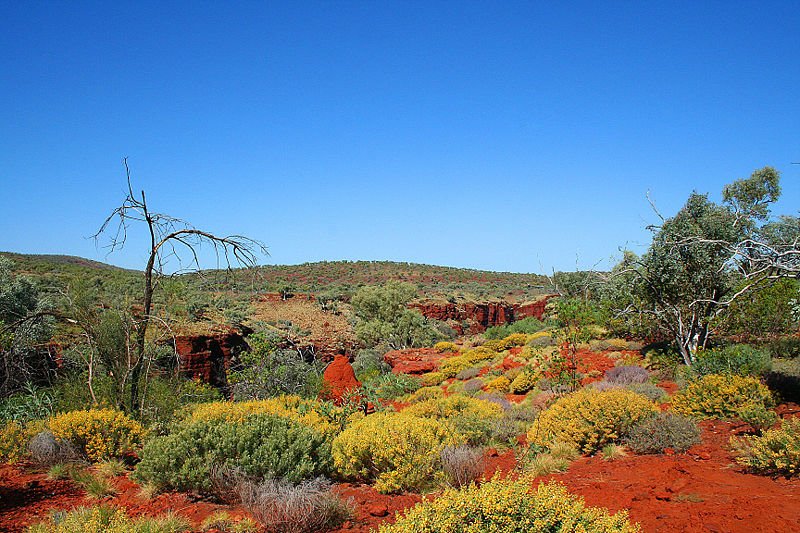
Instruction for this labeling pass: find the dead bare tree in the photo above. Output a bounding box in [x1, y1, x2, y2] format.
[94, 158, 267, 413]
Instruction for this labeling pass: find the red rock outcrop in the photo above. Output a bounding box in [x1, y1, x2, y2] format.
[321, 355, 361, 403]
[175, 331, 248, 389]
[410, 295, 557, 334]
[383, 348, 446, 375]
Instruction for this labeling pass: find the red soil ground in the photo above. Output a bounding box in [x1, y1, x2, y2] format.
[0, 465, 255, 532]
[2, 379, 798, 532]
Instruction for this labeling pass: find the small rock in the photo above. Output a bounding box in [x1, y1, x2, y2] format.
[654, 490, 671, 501]
[368, 504, 389, 517]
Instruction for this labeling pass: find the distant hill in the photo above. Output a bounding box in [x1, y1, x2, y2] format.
[1, 252, 554, 302]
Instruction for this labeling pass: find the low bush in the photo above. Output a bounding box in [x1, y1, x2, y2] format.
[404, 395, 503, 445]
[406, 386, 444, 403]
[731, 417, 800, 477]
[237, 476, 353, 533]
[0, 420, 30, 463]
[47, 409, 146, 462]
[331, 412, 457, 493]
[351, 349, 391, 381]
[737, 404, 778, 434]
[484, 375, 511, 393]
[440, 445, 484, 488]
[623, 412, 700, 454]
[27, 506, 188, 533]
[627, 382, 667, 403]
[419, 372, 446, 387]
[589, 338, 630, 352]
[509, 368, 541, 393]
[672, 374, 775, 419]
[362, 373, 420, 401]
[605, 365, 649, 385]
[693, 345, 772, 377]
[455, 366, 481, 381]
[433, 341, 459, 353]
[462, 377, 484, 394]
[180, 395, 351, 437]
[439, 348, 495, 378]
[200, 511, 258, 533]
[528, 389, 658, 454]
[0, 384, 56, 423]
[766, 337, 800, 359]
[27, 431, 79, 466]
[134, 414, 332, 493]
[379, 476, 640, 533]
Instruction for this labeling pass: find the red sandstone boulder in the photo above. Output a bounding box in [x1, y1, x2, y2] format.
[322, 355, 361, 403]
[383, 348, 446, 375]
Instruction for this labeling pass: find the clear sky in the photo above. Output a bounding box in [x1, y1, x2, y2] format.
[1, 1, 798, 273]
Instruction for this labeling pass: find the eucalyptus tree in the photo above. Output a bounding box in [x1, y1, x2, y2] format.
[606, 167, 798, 365]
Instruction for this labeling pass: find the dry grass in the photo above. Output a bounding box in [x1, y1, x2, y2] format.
[440, 445, 485, 488]
[237, 477, 354, 533]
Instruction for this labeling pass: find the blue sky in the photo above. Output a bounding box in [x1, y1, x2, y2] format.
[1, 1, 798, 273]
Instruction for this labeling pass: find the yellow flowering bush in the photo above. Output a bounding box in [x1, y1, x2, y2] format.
[404, 394, 503, 445]
[380, 475, 640, 532]
[440, 348, 496, 377]
[510, 368, 541, 394]
[434, 341, 459, 353]
[180, 395, 352, 437]
[332, 412, 458, 493]
[420, 372, 446, 387]
[27, 505, 188, 533]
[503, 333, 529, 348]
[481, 339, 507, 352]
[485, 375, 511, 393]
[406, 386, 445, 403]
[731, 417, 800, 477]
[672, 374, 774, 419]
[47, 409, 146, 462]
[0, 420, 27, 463]
[528, 389, 658, 454]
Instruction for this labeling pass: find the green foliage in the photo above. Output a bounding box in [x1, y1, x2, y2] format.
[351, 281, 446, 349]
[228, 331, 324, 400]
[380, 476, 640, 533]
[603, 167, 789, 365]
[484, 317, 551, 340]
[692, 344, 771, 377]
[0, 383, 56, 422]
[731, 417, 800, 477]
[351, 348, 391, 382]
[766, 336, 800, 359]
[624, 412, 700, 454]
[361, 372, 421, 402]
[0, 258, 56, 396]
[737, 404, 778, 434]
[134, 414, 332, 493]
[720, 279, 800, 338]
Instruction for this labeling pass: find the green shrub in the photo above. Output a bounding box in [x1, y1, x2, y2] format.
[362, 373, 420, 401]
[693, 345, 771, 377]
[731, 417, 800, 477]
[528, 389, 658, 454]
[672, 374, 775, 419]
[134, 414, 332, 493]
[766, 337, 800, 359]
[624, 412, 700, 454]
[737, 404, 778, 434]
[0, 384, 56, 423]
[484, 317, 550, 339]
[380, 476, 639, 532]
